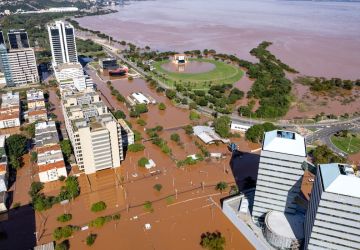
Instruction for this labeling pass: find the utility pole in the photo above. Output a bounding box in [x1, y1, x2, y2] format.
[175, 189, 178, 199]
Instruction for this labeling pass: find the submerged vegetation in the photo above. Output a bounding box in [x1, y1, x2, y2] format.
[295, 76, 360, 92]
[237, 41, 296, 118]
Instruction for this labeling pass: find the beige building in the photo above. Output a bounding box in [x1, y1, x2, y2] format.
[7, 48, 39, 86]
[26, 89, 47, 123]
[62, 88, 128, 174]
[27, 89, 45, 109]
[0, 92, 20, 128]
[35, 121, 67, 182]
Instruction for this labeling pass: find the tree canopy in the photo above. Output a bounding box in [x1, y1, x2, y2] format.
[245, 122, 277, 143]
[213, 116, 231, 138]
[200, 231, 226, 250]
[310, 145, 346, 165]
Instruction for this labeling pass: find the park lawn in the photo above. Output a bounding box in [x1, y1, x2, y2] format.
[153, 58, 243, 89]
[331, 134, 360, 154]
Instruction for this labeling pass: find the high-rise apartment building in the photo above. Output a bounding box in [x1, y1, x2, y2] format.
[7, 29, 30, 49]
[48, 21, 78, 66]
[0, 44, 13, 86]
[6, 48, 39, 86]
[304, 163, 360, 250]
[252, 130, 307, 223]
[61, 87, 131, 174]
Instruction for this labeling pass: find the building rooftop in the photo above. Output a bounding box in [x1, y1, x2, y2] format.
[37, 144, 61, 154]
[262, 130, 306, 157]
[193, 126, 230, 144]
[38, 160, 65, 172]
[319, 163, 360, 198]
[55, 62, 82, 71]
[28, 109, 47, 116]
[265, 211, 304, 240]
[26, 89, 44, 101]
[35, 121, 59, 147]
[1, 92, 19, 108]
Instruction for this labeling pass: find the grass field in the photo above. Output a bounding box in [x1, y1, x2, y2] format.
[331, 133, 360, 154]
[152, 58, 243, 90]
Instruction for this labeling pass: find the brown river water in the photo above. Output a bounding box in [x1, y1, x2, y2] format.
[77, 0, 360, 79]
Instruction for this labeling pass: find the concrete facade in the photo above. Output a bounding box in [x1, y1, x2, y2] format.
[7, 48, 39, 86]
[61, 87, 127, 174]
[304, 163, 360, 250]
[48, 21, 78, 67]
[252, 130, 306, 223]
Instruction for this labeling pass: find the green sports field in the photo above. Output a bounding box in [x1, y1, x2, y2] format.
[152, 58, 243, 90]
[331, 133, 360, 154]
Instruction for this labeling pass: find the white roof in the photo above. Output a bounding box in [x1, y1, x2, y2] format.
[35, 121, 56, 130]
[265, 211, 304, 240]
[262, 130, 306, 157]
[193, 126, 230, 144]
[145, 159, 156, 169]
[131, 92, 150, 104]
[320, 163, 360, 198]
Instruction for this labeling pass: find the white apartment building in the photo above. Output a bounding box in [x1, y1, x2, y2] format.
[27, 89, 45, 109]
[35, 121, 67, 182]
[252, 130, 307, 223]
[304, 163, 360, 250]
[53, 62, 84, 83]
[48, 21, 78, 67]
[26, 89, 47, 123]
[7, 48, 39, 85]
[0, 92, 20, 128]
[62, 88, 127, 174]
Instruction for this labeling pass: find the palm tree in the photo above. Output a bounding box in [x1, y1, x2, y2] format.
[215, 182, 228, 194]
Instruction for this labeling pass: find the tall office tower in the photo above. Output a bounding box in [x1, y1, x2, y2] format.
[6, 48, 39, 86]
[0, 44, 13, 86]
[7, 29, 30, 49]
[61, 88, 131, 174]
[304, 163, 360, 250]
[252, 130, 307, 223]
[0, 31, 4, 45]
[48, 21, 78, 66]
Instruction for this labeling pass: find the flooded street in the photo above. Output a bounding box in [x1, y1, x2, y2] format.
[77, 0, 360, 79]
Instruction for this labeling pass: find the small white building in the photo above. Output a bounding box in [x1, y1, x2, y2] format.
[53, 63, 84, 83]
[128, 92, 156, 106]
[0, 92, 20, 128]
[27, 109, 48, 123]
[193, 126, 230, 144]
[230, 122, 250, 132]
[145, 159, 156, 170]
[27, 89, 45, 109]
[35, 122, 67, 183]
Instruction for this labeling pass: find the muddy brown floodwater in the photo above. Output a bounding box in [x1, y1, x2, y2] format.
[77, 0, 360, 79]
[161, 61, 216, 73]
[30, 68, 259, 249]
